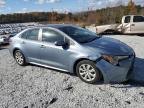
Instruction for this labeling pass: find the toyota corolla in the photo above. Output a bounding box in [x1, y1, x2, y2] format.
[9, 24, 135, 84]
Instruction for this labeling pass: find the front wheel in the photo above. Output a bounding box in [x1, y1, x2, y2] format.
[14, 50, 27, 66]
[76, 60, 101, 84]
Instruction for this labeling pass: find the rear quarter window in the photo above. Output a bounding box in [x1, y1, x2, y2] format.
[21, 31, 28, 39]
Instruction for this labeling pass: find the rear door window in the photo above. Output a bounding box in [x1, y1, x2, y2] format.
[133, 16, 144, 22]
[21, 29, 39, 41]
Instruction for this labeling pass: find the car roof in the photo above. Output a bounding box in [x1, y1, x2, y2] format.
[39, 24, 76, 29]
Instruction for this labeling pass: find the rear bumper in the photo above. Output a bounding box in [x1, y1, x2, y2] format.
[96, 54, 135, 83]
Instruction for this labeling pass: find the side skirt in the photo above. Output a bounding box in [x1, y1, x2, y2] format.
[29, 62, 69, 72]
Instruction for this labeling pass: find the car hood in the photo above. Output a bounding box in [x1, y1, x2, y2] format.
[83, 37, 134, 56]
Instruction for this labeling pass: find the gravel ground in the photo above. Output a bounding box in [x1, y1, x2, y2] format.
[0, 35, 144, 108]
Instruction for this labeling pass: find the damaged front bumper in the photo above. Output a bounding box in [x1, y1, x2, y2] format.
[96, 54, 135, 83]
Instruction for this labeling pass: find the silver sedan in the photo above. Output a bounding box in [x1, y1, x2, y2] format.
[9, 24, 135, 84]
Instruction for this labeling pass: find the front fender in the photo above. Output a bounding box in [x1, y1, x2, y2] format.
[69, 54, 101, 73]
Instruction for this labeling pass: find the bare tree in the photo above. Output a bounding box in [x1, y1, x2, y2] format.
[128, 0, 137, 14]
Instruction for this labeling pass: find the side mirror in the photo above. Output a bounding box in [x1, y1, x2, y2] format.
[55, 40, 67, 46]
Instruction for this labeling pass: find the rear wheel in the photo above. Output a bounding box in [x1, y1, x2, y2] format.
[14, 50, 26, 66]
[76, 60, 101, 84]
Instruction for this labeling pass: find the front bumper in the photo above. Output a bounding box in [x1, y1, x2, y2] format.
[96, 54, 135, 83]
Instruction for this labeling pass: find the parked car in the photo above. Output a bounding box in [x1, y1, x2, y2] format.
[0, 37, 4, 43]
[9, 24, 135, 84]
[0, 36, 9, 45]
[96, 15, 144, 34]
[7, 33, 17, 42]
[0, 33, 17, 45]
[0, 37, 3, 47]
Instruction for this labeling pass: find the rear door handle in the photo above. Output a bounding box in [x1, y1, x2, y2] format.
[131, 24, 135, 26]
[41, 45, 46, 48]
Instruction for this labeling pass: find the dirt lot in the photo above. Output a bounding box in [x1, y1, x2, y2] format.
[0, 35, 144, 108]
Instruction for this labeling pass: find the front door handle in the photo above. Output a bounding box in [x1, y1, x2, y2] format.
[131, 24, 135, 26]
[41, 45, 46, 48]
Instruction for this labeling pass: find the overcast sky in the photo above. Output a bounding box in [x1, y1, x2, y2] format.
[0, 0, 144, 14]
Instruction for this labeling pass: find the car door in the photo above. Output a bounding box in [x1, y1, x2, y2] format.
[39, 28, 73, 71]
[131, 16, 144, 33]
[20, 28, 41, 63]
[122, 16, 131, 34]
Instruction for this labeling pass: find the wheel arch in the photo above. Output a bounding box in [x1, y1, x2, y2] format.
[13, 48, 21, 57]
[13, 48, 28, 66]
[12, 48, 28, 63]
[73, 58, 89, 74]
[73, 58, 104, 82]
[73, 58, 104, 81]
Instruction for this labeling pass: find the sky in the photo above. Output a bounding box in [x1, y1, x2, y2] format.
[0, 0, 144, 14]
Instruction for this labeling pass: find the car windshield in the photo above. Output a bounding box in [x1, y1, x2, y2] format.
[59, 26, 99, 43]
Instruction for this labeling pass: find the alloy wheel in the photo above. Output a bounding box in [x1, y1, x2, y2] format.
[15, 51, 24, 65]
[79, 64, 97, 82]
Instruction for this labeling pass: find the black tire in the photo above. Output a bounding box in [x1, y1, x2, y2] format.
[76, 60, 101, 84]
[14, 50, 27, 66]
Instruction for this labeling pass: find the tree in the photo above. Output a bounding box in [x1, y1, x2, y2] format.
[128, 0, 137, 14]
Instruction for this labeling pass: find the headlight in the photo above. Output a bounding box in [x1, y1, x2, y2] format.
[102, 54, 129, 65]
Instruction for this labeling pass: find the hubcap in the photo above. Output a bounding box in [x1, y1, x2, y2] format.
[79, 64, 96, 82]
[15, 51, 24, 65]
